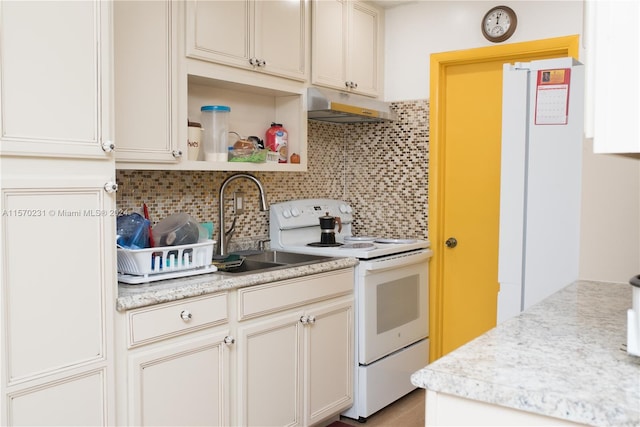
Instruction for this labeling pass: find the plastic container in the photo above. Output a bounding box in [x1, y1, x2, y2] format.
[116, 213, 150, 249]
[265, 122, 288, 163]
[201, 105, 230, 162]
[151, 212, 207, 247]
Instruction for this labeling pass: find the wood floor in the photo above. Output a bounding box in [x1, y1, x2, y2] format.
[328, 388, 426, 427]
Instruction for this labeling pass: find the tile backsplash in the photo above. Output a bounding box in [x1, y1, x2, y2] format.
[116, 100, 429, 251]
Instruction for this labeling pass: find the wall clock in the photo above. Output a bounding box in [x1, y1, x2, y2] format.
[481, 6, 517, 43]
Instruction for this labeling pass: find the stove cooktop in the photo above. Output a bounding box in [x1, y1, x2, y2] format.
[281, 239, 430, 259]
[269, 198, 430, 259]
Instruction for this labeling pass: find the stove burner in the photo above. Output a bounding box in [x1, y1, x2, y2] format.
[307, 242, 343, 247]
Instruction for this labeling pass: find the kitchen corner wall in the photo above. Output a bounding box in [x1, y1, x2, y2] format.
[116, 100, 429, 250]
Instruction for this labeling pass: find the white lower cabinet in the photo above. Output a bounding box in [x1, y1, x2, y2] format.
[129, 332, 232, 426]
[117, 268, 354, 426]
[118, 293, 232, 426]
[236, 269, 354, 426]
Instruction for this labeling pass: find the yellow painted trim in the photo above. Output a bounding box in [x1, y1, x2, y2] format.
[428, 35, 580, 362]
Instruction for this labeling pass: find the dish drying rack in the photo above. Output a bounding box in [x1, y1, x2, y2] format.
[117, 240, 216, 284]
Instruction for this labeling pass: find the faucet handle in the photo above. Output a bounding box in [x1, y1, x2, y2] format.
[257, 239, 270, 251]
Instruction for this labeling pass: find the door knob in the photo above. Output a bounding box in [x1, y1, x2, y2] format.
[445, 237, 458, 248]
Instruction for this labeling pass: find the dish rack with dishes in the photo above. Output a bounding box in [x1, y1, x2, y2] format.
[117, 240, 217, 284]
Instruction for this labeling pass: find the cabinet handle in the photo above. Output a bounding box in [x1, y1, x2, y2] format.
[352, 82, 358, 89]
[249, 57, 258, 66]
[103, 182, 118, 193]
[180, 310, 192, 321]
[101, 140, 115, 152]
[300, 315, 315, 325]
[224, 336, 235, 346]
[345, 81, 352, 88]
[172, 150, 183, 158]
[258, 59, 266, 67]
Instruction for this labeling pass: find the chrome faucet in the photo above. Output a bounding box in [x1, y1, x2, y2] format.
[217, 173, 268, 257]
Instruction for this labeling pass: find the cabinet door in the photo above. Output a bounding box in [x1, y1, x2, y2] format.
[254, 0, 308, 81]
[129, 332, 232, 427]
[114, 1, 180, 163]
[348, 1, 380, 97]
[8, 369, 109, 426]
[0, 1, 112, 159]
[588, 0, 640, 153]
[186, 0, 252, 69]
[1, 158, 117, 425]
[305, 299, 354, 425]
[311, 0, 348, 90]
[237, 312, 304, 427]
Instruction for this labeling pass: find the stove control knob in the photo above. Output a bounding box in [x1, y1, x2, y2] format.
[291, 207, 301, 217]
[339, 204, 349, 213]
[282, 209, 292, 218]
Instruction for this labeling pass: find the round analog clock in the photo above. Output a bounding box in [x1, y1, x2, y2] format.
[481, 6, 517, 43]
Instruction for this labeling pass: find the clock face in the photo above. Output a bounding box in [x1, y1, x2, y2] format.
[482, 6, 517, 42]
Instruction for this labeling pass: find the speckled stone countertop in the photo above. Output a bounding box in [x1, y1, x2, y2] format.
[411, 280, 640, 427]
[117, 257, 358, 311]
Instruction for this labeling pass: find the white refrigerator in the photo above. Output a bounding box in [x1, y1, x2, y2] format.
[497, 57, 585, 323]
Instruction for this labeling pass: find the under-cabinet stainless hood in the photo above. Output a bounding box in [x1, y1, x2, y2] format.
[307, 87, 397, 123]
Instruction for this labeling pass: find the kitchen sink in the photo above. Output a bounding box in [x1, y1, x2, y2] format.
[214, 250, 335, 276]
[244, 250, 332, 265]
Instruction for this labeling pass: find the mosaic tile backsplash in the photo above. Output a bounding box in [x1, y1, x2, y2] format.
[116, 100, 429, 251]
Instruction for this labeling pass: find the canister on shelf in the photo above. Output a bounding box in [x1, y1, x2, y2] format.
[201, 105, 230, 162]
[187, 121, 202, 161]
[265, 122, 288, 163]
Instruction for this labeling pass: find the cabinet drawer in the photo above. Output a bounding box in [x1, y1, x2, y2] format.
[127, 293, 228, 347]
[238, 269, 353, 320]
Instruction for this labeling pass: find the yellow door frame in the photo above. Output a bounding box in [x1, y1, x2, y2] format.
[428, 35, 580, 361]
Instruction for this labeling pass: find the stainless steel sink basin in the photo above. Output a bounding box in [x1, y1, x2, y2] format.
[214, 250, 335, 276]
[244, 250, 332, 265]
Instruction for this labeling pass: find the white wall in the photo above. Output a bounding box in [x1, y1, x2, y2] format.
[383, 1, 585, 101]
[383, 1, 640, 283]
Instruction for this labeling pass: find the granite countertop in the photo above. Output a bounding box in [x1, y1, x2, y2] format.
[117, 257, 358, 312]
[411, 280, 640, 427]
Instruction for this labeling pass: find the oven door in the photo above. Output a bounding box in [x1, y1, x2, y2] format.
[358, 249, 431, 365]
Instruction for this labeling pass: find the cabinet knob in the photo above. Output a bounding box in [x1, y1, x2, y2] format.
[172, 150, 183, 158]
[224, 336, 235, 346]
[258, 59, 266, 67]
[345, 81, 352, 88]
[103, 182, 118, 193]
[180, 310, 192, 321]
[101, 140, 115, 152]
[300, 315, 315, 325]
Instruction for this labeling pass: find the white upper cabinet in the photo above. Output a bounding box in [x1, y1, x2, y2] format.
[312, 0, 382, 97]
[186, 0, 309, 82]
[586, 0, 640, 153]
[114, 1, 180, 163]
[0, 1, 113, 159]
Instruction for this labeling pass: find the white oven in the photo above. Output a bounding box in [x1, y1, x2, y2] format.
[269, 199, 432, 421]
[358, 250, 429, 365]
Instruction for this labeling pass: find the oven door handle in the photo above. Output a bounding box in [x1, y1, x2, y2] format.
[361, 249, 432, 272]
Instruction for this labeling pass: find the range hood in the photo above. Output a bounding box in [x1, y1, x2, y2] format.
[307, 87, 397, 123]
